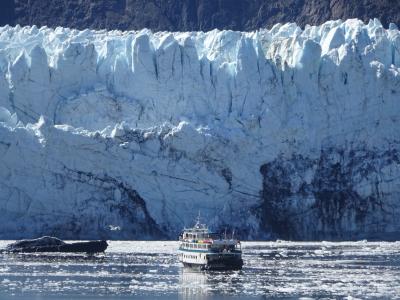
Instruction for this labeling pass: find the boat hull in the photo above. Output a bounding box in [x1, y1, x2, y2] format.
[4, 238, 108, 253]
[182, 257, 243, 271]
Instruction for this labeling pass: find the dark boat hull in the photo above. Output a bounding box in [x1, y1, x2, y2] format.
[183, 257, 243, 271]
[5, 239, 108, 254]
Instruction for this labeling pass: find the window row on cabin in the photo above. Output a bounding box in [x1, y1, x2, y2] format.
[183, 254, 202, 260]
[183, 233, 211, 239]
[182, 243, 210, 249]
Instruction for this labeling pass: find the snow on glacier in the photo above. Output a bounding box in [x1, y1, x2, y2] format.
[0, 18, 400, 239]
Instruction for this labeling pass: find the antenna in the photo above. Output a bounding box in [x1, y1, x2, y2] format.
[231, 229, 235, 240]
[195, 211, 201, 228]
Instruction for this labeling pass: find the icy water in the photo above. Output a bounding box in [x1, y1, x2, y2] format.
[0, 241, 400, 299]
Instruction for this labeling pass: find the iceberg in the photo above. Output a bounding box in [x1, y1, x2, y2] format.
[0, 19, 400, 240]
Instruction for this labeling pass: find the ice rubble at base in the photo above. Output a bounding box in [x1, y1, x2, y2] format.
[0, 18, 400, 239]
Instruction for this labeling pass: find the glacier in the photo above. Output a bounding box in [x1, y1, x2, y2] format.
[0, 18, 400, 240]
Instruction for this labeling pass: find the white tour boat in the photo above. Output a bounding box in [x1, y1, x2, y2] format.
[178, 217, 243, 270]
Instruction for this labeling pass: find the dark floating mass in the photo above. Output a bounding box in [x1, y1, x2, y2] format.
[3, 236, 108, 253]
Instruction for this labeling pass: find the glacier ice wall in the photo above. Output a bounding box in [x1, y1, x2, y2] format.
[1, 19, 400, 239]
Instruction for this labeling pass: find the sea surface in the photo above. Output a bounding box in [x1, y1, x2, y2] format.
[0, 241, 399, 299]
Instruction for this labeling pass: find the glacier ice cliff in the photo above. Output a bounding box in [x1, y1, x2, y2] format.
[1, 19, 400, 240]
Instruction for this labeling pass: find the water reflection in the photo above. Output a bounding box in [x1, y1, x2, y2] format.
[179, 268, 249, 300]
[179, 269, 209, 299]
